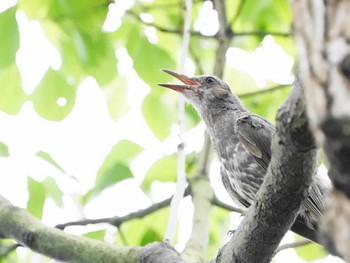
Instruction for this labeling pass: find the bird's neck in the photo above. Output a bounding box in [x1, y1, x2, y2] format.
[201, 106, 248, 159]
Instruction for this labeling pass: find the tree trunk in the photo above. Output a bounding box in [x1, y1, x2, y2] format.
[291, 0, 350, 260]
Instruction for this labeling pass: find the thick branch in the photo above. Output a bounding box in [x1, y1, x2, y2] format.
[216, 81, 317, 263]
[0, 195, 188, 262]
[0, 195, 141, 262]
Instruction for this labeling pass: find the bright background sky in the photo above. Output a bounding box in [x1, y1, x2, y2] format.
[0, 0, 343, 262]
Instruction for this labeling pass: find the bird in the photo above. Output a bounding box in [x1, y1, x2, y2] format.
[158, 69, 330, 243]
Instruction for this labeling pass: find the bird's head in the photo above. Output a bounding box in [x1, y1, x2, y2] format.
[158, 69, 243, 116]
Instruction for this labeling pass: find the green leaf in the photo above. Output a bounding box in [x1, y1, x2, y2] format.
[83, 34, 117, 86]
[241, 84, 290, 123]
[85, 140, 142, 201]
[0, 239, 19, 262]
[35, 151, 66, 174]
[142, 91, 177, 140]
[146, 1, 181, 37]
[0, 63, 26, 115]
[47, 0, 108, 33]
[142, 155, 177, 191]
[140, 228, 162, 246]
[45, 0, 114, 86]
[83, 230, 106, 241]
[207, 207, 230, 258]
[116, 208, 169, 246]
[18, 0, 52, 19]
[95, 163, 133, 193]
[66, 30, 117, 86]
[295, 239, 328, 261]
[130, 38, 175, 87]
[102, 140, 143, 164]
[118, 21, 176, 87]
[42, 177, 64, 207]
[27, 177, 46, 219]
[0, 141, 9, 157]
[116, 219, 145, 245]
[234, 0, 291, 33]
[225, 67, 258, 95]
[185, 153, 198, 178]
[31, 69, 77, 120]
[60, 34, 85, 80]
[185, 103, 201, 129]
[0, 7, 20, 69]
[102, 75, 129, 120]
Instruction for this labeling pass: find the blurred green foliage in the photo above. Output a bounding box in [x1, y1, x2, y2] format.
[0, 0, 324, 262]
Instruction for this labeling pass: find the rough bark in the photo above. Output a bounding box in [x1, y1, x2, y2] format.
[291, 0, 350, 259]
[0, 195, 143, 262]
[0, 194, 186, 263]
[215, 81, 317, 263]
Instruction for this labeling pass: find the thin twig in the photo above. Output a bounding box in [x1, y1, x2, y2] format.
[127, 10, 182, 34]
[238, 84, 291, 98]
[276, 239, 312, 252]
[230, 31, 291, 38]
[213, 0, 231, 78]
[127, 10, 290, 39]
[56, 188, 190, 230]
[165, 0, 192, 243]
[137, 0, 202, 10]
[212, 195, 244, 214]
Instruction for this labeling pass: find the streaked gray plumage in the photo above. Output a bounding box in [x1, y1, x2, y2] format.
[159, 70, 330, 243]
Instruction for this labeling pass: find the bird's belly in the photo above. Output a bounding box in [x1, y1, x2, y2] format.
[220, 151, 265, 208]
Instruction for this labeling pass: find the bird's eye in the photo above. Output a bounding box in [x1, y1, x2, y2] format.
[205, 77, 215, 84]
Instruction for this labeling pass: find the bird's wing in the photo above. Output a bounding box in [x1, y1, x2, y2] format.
[237, 114, 326, 223]
[236, 114, 275, 171]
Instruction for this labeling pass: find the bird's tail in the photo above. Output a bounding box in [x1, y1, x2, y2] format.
[291, 215, 319, 243]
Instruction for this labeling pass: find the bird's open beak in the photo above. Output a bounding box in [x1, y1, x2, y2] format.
[158, 69, 201, 93]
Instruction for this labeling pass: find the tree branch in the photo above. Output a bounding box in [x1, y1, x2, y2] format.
[181, 174, 214, 262]
[229, 31, 291, 38]
[276, 239, 312, 253]
[0, 195, 142, 262]
[0, 195, 189, 263]
[238, 84, 290, 99]
[181, 120, 215, 262]
[165, 0, 193, 243]
[213, 0, 230, 78]
[127, 10, 290, 40]
[211, 195, 244, 214]
[56, 188, 190, 230]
